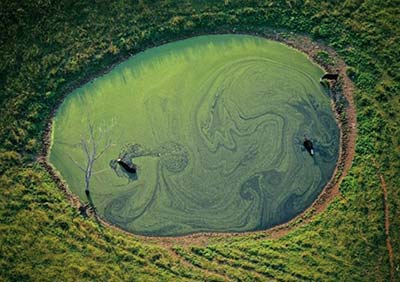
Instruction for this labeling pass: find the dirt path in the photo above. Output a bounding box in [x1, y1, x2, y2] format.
[38, 32, 357, 248]
[380, 174, 395, 282]
[373, 159, 395, 282]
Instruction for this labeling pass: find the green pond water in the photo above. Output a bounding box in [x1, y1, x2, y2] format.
[50, 35, 339, 236]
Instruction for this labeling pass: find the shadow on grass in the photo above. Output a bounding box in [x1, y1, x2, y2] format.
[80, 191, 106, 234]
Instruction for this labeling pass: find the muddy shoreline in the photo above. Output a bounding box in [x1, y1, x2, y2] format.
[38, 29, 356, 245]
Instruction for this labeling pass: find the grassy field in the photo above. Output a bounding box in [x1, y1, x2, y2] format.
[1, 0, 398, 281]
[50, 35, 339, 236]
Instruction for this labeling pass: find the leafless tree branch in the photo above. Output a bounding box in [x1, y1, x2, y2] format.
[69, 118, 116, 196]
[68, 154, 86, 172]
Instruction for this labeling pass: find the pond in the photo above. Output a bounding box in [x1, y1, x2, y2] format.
[50, 35, 339, 236]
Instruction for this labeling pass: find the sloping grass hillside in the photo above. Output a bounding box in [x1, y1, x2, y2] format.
[1, 1, 399, 281]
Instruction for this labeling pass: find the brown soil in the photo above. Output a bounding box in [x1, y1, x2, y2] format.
[38, 31, 357, 248]
[373, 159, 395, 282]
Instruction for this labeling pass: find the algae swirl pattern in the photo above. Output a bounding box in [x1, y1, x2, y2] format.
[50, 35, 339, 236]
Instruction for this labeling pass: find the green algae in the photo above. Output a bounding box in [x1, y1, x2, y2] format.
[50, 35, 339, 236]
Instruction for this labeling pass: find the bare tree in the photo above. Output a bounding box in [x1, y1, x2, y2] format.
[69, 118, 115, 196]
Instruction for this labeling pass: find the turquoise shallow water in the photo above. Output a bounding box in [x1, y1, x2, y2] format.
[50, 35, 339, 236]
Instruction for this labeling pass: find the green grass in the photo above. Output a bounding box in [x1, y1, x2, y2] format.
[1, 0, 399, 281]
[50, 35, 339, 236]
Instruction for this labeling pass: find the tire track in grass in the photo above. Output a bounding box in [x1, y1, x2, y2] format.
[372, 158, 395, 282]
[172, 246, 234, 281]
[209, 246, 314, 281]
[190, 245, 305, 282]
[380, 174, 395, 282]
[175, 245, 276, 281]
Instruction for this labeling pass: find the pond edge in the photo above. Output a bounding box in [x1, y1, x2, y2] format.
[37, 29, 357, 244]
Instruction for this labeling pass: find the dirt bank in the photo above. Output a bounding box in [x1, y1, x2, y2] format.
[38, 30, 357, 247]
